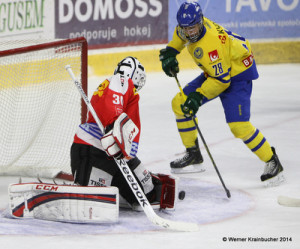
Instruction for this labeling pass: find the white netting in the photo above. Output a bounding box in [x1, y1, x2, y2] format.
[0, 39, 61, 51]
[0, 38, 87, 178]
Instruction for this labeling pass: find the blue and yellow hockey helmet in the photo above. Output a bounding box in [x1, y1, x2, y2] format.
[176, 2, 204, 43]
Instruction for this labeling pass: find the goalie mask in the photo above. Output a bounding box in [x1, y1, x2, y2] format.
[114, 56, 146, 91]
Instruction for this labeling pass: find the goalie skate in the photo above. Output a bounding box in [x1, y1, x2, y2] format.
[170, 141, 204, 174]
[261, 147, 285, 187]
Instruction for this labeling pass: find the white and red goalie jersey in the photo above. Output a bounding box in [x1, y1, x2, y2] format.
[74, 74, 141, 158]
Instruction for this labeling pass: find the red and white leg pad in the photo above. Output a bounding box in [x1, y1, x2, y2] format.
[8, 183, 119, 224]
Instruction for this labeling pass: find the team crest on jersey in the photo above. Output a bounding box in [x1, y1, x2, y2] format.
[208, 50, 219, 62]
[133, 87, 138, 95]
[93, 79, 109, 97]
[194, 47, 203, 59]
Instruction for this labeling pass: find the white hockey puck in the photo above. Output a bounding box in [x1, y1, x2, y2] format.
[179, 191, 185, 200]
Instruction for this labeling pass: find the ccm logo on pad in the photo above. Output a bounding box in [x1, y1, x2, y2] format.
[36, 184, 59, 191]
[128, 127, 136, 142]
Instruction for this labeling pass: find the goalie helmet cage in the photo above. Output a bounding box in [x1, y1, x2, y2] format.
[0, 37, 88, 179]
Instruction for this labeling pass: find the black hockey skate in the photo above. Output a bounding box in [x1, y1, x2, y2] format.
[261, 147, 285, 187]
[170, 139, 204, 174]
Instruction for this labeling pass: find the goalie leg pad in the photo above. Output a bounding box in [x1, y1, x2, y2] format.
[88, 167, 113, 187]
[132, 160, 154, 195]
[8, 183, 119, 224]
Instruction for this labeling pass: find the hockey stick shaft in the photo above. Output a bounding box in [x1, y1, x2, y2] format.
[174, 74, 231, 198]
[66, 65, 199, 232]
[65, 66, 105, 132]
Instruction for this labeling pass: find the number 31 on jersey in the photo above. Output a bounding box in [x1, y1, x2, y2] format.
[113, 94, 123, 105]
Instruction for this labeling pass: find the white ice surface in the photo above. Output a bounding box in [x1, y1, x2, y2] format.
[1, 63, 300, 248]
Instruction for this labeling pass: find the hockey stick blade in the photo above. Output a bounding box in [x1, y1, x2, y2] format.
[66, 65, 199, 232]
[278, 196, 300, 207]
[148, 211, 199, 232]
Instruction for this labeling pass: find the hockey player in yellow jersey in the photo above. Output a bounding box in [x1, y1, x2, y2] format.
[159, 1, 284, 186]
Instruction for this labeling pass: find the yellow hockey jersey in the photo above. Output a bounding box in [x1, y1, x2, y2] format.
[167, 17, 259, 99]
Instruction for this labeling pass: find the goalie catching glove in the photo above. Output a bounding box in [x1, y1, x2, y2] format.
[101, 113, 139, 159]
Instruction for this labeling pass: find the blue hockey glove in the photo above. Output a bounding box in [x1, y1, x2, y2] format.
[181, 92, 204, 117]
[159, 48, 179, 77]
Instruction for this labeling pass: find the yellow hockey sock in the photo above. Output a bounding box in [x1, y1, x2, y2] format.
[243, 129, 273, 162]
[172, 92, 198, 148]
[229, 122, 273, 162]
[176, 115, 198, 148]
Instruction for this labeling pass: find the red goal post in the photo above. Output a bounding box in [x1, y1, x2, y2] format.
[0, 37, 88, 179]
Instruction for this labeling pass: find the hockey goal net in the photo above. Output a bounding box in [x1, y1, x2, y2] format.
[0, 37, 87, 179]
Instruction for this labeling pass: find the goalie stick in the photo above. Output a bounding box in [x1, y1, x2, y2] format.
[277, 196, 300, 207]
[65, 65, 199, 232]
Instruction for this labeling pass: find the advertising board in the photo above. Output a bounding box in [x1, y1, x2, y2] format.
[169, 0, 300, 41]
[55, 0, 168, 48]
[0, 0, 54, 40]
